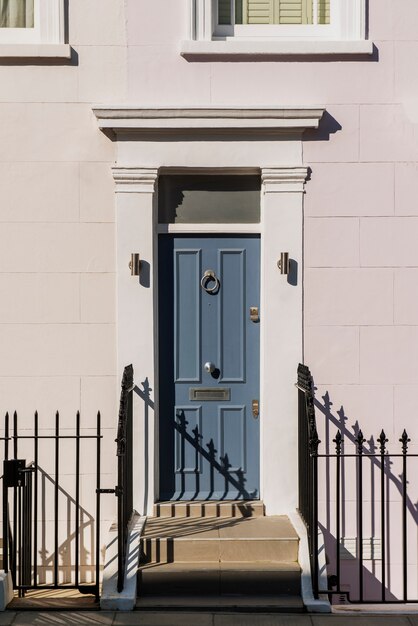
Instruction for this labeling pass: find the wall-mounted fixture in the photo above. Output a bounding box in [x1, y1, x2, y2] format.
[277, 252, 290, 275]
[129, 253, 141, 276]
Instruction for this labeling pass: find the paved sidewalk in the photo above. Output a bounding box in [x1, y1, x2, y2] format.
[0, 613, 418, 625]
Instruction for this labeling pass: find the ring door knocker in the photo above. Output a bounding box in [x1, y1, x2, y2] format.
[200, 269, 220, 294]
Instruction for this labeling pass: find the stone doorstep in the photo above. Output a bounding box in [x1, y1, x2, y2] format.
[141, 515, 300, 564]
[138, 561, 301, 597]
[142, 536, 299, 564]
[142, 515, 299, 541]
[135, 595, 305, 612]
[154, 500, 265, 519]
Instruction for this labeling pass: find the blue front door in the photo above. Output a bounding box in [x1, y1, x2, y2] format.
[159, 235, 260, 500]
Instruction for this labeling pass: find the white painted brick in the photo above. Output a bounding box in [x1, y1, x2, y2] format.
[0, 274, 79, 323]
[0, 163, 79, 222]
[361, 217, 418, 267]
[305, 218, 359, 267]
[80, 163, 115, 223]
[305, 268, 393, 326]
[78, 45, 126, 103]
[0, 324, 116, 376]
[394, 268, 418, 324]
[305, 326, 360, 384]
[360, 326, 418, 384]
[80, 274, 116, 323]
[395, 163, 418, 216]
[306, 163, 394, 217]
[0, 223, 115, 273]
[69, 0, 125, 46]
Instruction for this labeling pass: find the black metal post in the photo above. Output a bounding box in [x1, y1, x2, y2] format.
[378, 430, 388, 602]
[400, 430, 410, 602]
[54, 411, 59, 587]
[75, 411, 80, 589]
[356, 430, 365, 603]
[334, 431, 342, 590]
[12, 412, 18, 588]
[3, 412, 9, 574]
[310, 425, 320, 599]
[33, 411, 38, 588]
[95, 411, 101, 601]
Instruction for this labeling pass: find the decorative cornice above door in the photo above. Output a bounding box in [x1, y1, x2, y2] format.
[93, 106, 325, 135]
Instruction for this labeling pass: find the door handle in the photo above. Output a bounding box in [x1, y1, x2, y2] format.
[201, 269, 220, 294]
[252, 400, 259, 418]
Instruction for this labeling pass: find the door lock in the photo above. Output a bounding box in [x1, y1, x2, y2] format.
[252, 400, 259, 418]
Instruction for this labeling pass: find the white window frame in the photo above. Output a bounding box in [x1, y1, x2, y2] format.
[183, 0, 372, 55]
[0, 0, 66, 49]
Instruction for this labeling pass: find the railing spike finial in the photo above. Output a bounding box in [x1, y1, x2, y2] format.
[355, 429, 365, 453]
[333, 430, 342, 454]
[378, 429, 388, 455]
[309, 425, 320, 455]
[400, 429, 411, 454]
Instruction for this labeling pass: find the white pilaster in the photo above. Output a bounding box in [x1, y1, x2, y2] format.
[113, 166, 158, 516]
[260, 166, 307, 515]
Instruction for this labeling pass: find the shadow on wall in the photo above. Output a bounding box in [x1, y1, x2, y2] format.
[173, 409, 257, 501]
[304, 111, 342, 143]
[134, 378, 154, 514]
[182, 45, 379, 64]
[313, 388, 418, 603]
[36, 466, 96, 585]
[4, 464, 97, 587]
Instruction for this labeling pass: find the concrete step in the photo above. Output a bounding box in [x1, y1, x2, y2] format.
[136, 594, 305, 613]
[138, 561, 301, 597]
[154, 501, 265, 519]
[141, 515, 299, 565]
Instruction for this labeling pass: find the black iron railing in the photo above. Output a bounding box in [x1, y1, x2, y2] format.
[297, 363, 418, 604]
[1, 410, 103, 599]
[115, 364, 134, 593]
[297, 364, 320, 597]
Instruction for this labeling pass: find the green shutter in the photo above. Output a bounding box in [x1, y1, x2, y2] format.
[318, 0, 330, 24]
[275, 0, 312, 24]
[245, 0, 314, 25]
[218, 0, 231, 24]
[228, 0, 329, 26]
[245, 0, 274, 24]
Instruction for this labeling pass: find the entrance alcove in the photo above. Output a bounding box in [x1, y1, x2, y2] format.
[93, 106, 325, 517]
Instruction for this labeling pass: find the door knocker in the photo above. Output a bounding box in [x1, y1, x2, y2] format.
[200, 269, 220, 294]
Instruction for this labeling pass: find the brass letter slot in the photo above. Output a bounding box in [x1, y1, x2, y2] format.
[189, 387, 231, 401]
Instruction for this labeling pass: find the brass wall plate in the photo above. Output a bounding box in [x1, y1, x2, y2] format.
[250, 306, 259, 322]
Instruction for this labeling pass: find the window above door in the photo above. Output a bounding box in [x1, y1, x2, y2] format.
[0, 0, 70, 58]
[181, 0, 373, 57]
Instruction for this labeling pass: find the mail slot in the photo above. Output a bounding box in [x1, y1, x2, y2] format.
[189, 387, 231, 401]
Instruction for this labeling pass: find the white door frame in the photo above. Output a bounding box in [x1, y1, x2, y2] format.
[94, 106, 325, 516]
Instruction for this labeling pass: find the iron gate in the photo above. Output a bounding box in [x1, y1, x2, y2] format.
[2, 410, 104, 599]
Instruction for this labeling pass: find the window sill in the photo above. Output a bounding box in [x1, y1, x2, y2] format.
[181, 39, 374, 57]
[0, 44, 71, 58]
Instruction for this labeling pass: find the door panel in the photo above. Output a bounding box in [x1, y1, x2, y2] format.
[159, 235, 260, 501]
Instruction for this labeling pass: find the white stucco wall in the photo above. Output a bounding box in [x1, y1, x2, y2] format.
[0, 0, 127, 579]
